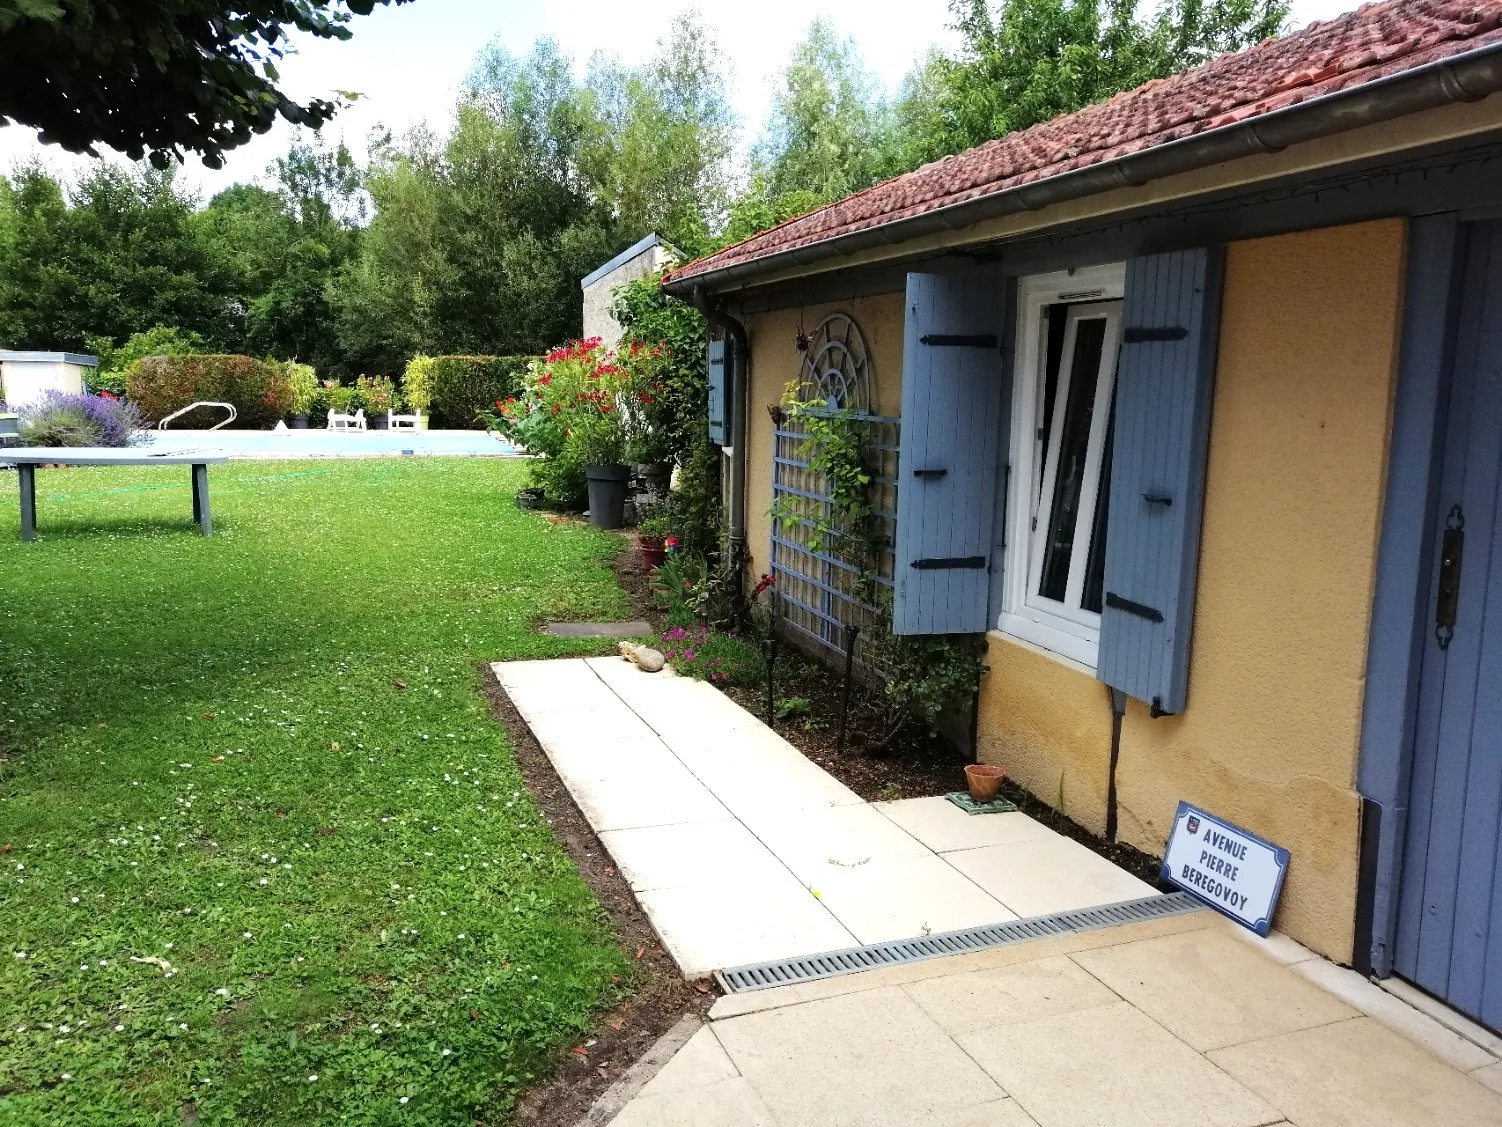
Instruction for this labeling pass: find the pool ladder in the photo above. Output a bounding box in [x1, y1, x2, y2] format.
[157, 402, 237, 430]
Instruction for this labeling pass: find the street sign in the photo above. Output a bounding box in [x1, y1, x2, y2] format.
[1162, 801, 1289, 936]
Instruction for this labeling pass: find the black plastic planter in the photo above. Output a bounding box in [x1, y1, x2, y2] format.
[586, 464, 630, 529]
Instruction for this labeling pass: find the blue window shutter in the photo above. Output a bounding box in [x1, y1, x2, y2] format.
[893, 273, 1008, 636]
[1097, 247, 1225, 714]
[707, 338, 729, 446]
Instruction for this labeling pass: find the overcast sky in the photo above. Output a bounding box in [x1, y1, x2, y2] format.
[0, 0, 1363, 201]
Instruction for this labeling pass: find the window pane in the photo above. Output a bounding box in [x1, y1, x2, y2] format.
[1038, 317, 1107, 602]
[1082, 392, 1115, 614]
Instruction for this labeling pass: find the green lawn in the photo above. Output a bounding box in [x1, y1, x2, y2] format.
[0, 458, 633, 1125]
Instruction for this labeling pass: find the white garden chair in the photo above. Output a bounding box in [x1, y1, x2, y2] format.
[327, 408, 366, 432]
[388, 409, 422, 431]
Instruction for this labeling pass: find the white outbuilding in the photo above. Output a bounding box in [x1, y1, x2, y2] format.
[0, 351, 99, 409]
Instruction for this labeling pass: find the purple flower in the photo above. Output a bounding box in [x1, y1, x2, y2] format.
[19, 390, 142, 448]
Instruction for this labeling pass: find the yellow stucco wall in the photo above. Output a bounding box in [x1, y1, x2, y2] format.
[976, 219, 1407, 961]
[741, 293, 906, 583]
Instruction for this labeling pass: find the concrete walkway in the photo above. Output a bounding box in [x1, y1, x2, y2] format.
[496, 656, 1502, 1126]
[493, 656, 1155, 976]
[610, 910, 1502, 1127]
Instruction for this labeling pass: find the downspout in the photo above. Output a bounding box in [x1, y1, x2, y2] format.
[691, 285, 751, 600]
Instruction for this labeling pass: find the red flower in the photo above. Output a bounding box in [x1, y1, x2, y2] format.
[753, 573, 776, 597]
[538, 374, 552, 385]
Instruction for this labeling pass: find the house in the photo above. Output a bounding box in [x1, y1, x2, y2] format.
[0, 350, 98, 409]
[581, 233, 679, 347]
[663, 0, 1502, 1032]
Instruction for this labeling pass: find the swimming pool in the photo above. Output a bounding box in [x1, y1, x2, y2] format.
[137, 428, 522, 459]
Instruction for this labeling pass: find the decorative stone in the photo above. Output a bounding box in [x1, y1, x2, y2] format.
[618, 641, 666, 673]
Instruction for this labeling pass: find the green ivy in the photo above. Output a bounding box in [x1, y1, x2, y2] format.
[770, 394, 987, 747]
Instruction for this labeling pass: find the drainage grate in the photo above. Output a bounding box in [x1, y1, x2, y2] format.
[714, 892, 1206, 993]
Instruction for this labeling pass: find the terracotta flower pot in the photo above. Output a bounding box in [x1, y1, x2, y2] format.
[964, 763, 1006, 804]
[639, 534, 666, 570]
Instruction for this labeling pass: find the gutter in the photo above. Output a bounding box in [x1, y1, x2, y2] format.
[690, 286, 751, 600]
[663, 39, 1502, 297]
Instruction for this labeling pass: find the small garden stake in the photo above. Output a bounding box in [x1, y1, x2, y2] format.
[763, 589, 780, 729]
[837, 624, 861, 753]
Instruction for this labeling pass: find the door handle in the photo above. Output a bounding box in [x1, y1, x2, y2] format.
[1436, 504, 1465, 650]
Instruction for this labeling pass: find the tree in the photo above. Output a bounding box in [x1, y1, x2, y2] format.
[0, 0, 412, 169]
[582, 12, 735, 254]
[0, 163, 239, 352]
[891, 0, 1288, 169]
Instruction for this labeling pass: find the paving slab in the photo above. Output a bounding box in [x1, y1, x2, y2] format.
[497, 656, 1169, 977]
[1293, 957, 1500, 1073]
[903, 953, 1120, 1037]
[1475, 1062, 1502, 1096]
[1207, 1017, 1502, 1127]
[636, 883, 856, 978]
[635, 1026, 739, 1097]
[544, 620, 654, 638]
[598, 819, 793, 895]
[958, 1001, 1278, 1127]
[608, 1076, 777, 1127]
[802, 852, 1016, 944]
[1072, 927, 1356, 1051]
[876, 796, 1059, 853]
[945, 832, 1158, 917]
[713, 985, 1009, 1127]
[742, 802, 934, 882]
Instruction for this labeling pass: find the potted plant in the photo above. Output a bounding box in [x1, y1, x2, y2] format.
[356, 374, 398, 428]
[401, 355, 435, 430]
[575, 412, 629, 529]
[636, 499, 675, 569]
[623, 341, 673, 497]
[285, 362, 317, 428]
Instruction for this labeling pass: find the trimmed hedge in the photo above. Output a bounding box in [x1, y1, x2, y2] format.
[127, 354, 293, 429]
[429, 355, 536, 429]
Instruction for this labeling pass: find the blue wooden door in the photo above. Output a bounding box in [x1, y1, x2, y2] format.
[1396, 220, 1502, 1031]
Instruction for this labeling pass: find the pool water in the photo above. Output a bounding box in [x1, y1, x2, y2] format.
[137, 428, 521, 459]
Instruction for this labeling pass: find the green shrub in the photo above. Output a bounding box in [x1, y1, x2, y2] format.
[355, 373, 399, 414]
[401, 354, 436, 415]
[429, 355, 534, 429]
[285, 362, 318, 414]
[321, 382, 356, 414]
[126, 354, 293, 429]
[85, 326, 206, 398]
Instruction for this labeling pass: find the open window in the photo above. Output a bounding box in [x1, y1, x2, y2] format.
[999, 265, 1125, 667]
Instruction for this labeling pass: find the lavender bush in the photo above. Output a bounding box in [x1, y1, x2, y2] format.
[19, 390, 143, 447]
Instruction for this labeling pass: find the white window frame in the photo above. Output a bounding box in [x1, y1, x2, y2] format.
[998, 263, 1125, 669]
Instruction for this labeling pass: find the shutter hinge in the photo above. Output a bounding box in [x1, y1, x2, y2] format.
[919, 334, 999, 348]
[1104, 591, 1164, 622]
[912, 556, 987, 570]
[1122, 327, 1189, 343]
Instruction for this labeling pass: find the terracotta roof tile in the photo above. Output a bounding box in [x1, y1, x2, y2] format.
[667, 0, 1502, 286]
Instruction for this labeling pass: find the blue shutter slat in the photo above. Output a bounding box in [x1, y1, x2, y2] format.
[707, 339, 729, 446]
[1097, 248, 1224, 713]
[893, 273, 1008, 635]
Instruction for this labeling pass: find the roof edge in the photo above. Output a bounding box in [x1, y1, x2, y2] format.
[581, 233, 679, 290]
[664, 39, 1502, 298]
[0, 351, 100, 367]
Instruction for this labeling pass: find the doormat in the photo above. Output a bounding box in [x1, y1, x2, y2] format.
[946, 792, 1018, 815]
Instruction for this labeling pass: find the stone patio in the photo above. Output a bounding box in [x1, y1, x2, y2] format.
[492, 655, 1155, 976]
[610, 912, 1502, 1127]
[495, 655, 1502, 1127]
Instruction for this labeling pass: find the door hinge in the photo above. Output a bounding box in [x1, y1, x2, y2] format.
[1436, 503, 1465, 650]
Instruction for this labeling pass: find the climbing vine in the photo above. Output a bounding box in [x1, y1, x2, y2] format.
[769, 395, 885, 595]
[769, 390, 988, 751]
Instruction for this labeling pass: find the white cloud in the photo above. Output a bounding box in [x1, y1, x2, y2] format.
[0, 0, 1364, 197]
